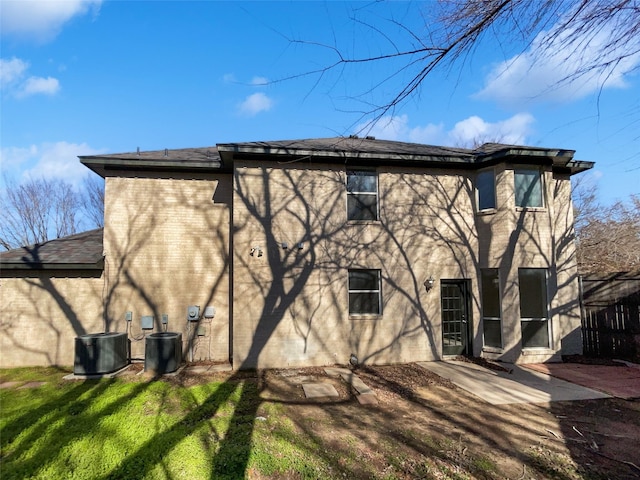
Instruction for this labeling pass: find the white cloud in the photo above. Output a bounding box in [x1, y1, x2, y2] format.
[449, 113, 535, 146]
[0, 145, 39, 170]
[238, 92, 274, 116]
[0, 57, 60, 98]
[357, 115, 445, 144]
[223, 73, 236, 83]
[1, 0, 102, 43]
[357, 113, 535, 147]
[476, 19, 640, 106]
[17, 76, 60, 97]
[0, 58, 28, 85]
[250, 76, 269, 86]
[0, 142, 105, 188]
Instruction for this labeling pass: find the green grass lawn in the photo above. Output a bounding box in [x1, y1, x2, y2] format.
[4, 366, 630, 480]
[0, 368, 331, 480]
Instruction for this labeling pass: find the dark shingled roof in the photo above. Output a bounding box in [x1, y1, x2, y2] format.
[80, 136, 594, 177]
[217, 136, 475, 163]
[0, 228, 104, 270]
[80, 147, 222, 177]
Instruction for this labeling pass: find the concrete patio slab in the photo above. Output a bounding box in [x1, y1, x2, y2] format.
[418, 361, 610, 405]
[524, 363, 640, 399]
[302, 382, 339, 398]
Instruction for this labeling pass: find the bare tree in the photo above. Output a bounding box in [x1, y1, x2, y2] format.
[573, 180, 640, 274]
[82, 174, 105, 228]
[0, 177, 82, 250]
[287, 1, 639, 129]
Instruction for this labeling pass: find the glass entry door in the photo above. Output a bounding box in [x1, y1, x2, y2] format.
[441, 280, 471, 356]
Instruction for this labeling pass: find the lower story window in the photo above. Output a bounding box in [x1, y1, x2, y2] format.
[481, 269, 502, 348]
[518, 268, 550, 348]
[348, 269, 381, 315]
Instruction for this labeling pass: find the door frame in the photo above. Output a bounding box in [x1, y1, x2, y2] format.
[440, 279, 472, 357]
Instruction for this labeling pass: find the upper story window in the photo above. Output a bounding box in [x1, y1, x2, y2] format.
[476, 170, 496, 211]
[347, 170, 378, 221]
[348, 269, 382, 315]
[514, 168, 543, 208]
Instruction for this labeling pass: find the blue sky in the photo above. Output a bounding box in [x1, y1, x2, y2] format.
[1, 1, 638, 205]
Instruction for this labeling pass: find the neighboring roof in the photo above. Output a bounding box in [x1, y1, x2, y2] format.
[81, 136, 594, 177]
[0, 228, 104, 270]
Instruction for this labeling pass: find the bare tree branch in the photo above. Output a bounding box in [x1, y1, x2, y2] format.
[82, 174, 105, 228]
[281, 0, 640, 135]
[573, 178, 640, 274]
[0, 177, 82, 250]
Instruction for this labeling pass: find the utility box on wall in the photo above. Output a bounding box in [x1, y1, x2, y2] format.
[187, 306, 200, 321]
[141, 316, 154, 330]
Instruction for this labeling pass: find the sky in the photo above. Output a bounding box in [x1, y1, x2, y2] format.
[1, 0, 639, 206]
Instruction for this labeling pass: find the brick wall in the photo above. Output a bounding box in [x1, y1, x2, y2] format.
[231, 161, 582, 368]
[0, 270, 105, 367]
[0, 159, 581, 369]
[103, 171, 232, 363]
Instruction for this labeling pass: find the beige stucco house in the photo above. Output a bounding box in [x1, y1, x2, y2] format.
[0, 137, 593, 369]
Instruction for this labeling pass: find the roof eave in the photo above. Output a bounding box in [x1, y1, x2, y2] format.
[216, 144, 474, 164]
[478, 146, 576, 160]
[80, 157, 223, 178]
[0, 258, 105, 271]
[565, 160, 595, 175]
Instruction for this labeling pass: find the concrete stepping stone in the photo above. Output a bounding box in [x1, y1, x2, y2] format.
[17, 381, 46, 389]
[302, 382, 339, 398]
[356, 392, 379, 405]
[324, 367, 351, 377]
[0, 381, 21, 389]
[323, 367, 377, 400]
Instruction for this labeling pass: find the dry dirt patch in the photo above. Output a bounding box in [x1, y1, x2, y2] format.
[147, 362, 640, 479]
[258, 363, 640, 479]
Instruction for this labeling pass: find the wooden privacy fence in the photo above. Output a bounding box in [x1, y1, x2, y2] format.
[580, 275, 640, 362]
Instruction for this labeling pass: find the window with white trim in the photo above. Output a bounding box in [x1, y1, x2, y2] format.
[481, 269, 502, 348]
[476, 170, 496, 211]
[514, 168, 543, 208]
[348, 269, 381, 315]
[518, 268, 550, 348]
[347, 170, 378, 221]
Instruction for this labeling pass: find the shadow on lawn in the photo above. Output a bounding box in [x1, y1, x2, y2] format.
[1, 379, 150, 477]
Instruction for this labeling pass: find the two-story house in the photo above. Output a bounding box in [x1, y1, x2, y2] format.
[0, 137, 593, 369]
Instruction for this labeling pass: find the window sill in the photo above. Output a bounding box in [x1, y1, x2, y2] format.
[521, 348, 553, 355]
[515, 207, 546, 213]
[476, 208, 497, 216]
[349, 314, 382, 321]
[347, 220, 381, 225]
[482, 346, 503, 354]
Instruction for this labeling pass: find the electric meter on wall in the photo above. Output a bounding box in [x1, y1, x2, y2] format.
[187, 305, 200, 321]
